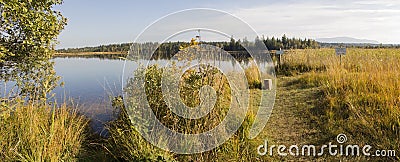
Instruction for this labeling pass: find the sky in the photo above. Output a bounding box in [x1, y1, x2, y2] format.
[54, 0, 400, 49]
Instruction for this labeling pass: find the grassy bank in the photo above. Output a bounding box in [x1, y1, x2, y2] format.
[0, 101, 88, 161]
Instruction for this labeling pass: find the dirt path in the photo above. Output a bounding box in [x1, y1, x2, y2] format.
[259, 76, 324, 161]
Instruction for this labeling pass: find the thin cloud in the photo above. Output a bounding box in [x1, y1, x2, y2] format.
[231, 0, 400, 44]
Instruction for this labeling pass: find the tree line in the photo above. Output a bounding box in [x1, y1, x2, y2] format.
[56, 43, 132, 53]
[56, 35, 320, 54]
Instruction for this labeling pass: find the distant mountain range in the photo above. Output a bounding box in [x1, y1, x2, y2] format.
[316, 37, 380, 44]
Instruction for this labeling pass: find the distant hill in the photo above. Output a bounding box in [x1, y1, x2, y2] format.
[316, 37, 379, 44]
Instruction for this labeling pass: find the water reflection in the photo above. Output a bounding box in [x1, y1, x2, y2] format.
[53, 57, 127, 133]
[0, 59, 58, 101]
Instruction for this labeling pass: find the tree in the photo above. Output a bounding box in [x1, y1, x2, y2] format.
[282, 34, 287, 49]
[0, 0, 66, 62]
[229, 36, 235, 51]
[255, 36, 263, 47]
[0, 0, 67, 100]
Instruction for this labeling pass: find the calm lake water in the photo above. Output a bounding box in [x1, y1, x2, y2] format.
[54, 57, 123, 102]
[0, 57, 128, 134]
[53, 57, 127, 133]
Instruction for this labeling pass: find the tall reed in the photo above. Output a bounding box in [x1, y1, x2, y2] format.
[0, 100, 88, 161]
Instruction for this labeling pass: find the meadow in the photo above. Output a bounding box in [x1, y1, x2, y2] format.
[281, 48, 400, 158]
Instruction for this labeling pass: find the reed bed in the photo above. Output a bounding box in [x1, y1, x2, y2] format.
[0, 101, 88, 161]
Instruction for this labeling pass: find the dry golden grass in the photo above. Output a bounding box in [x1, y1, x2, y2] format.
[245, 64, 262, 89]
[0, 101, 88, 161]
[282, 48, 400, 158]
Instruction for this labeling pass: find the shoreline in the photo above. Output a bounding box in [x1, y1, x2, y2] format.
[54, 51, 127, 56]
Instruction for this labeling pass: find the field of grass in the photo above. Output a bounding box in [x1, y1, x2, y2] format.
[281, 48, 399, 159]
[1, 48, 398, 161]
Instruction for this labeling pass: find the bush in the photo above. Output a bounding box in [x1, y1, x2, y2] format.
[107, 63, 262, 161]
[105, 96, 175, 161]
[245, 65, 262, 89]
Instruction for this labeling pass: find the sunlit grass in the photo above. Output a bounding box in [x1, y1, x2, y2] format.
[284, 48, 400, 157]
[0, 101, 88, 161]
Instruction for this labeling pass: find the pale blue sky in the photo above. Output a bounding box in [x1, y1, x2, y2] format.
[55, 0, 400, 49]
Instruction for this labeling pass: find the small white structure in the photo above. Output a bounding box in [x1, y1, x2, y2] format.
[263, 79, 273, 90]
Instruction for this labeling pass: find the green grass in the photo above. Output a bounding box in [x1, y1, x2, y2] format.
[0, 100, 88, 161]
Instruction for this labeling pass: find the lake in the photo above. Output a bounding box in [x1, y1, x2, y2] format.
[52, 57, 127, 133]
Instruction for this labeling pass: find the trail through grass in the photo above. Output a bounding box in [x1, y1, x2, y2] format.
[255, 76, 324, 161]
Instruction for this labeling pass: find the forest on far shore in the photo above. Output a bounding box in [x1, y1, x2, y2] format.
[57, 34, 399, 54]
[56, 35, 318, 53]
